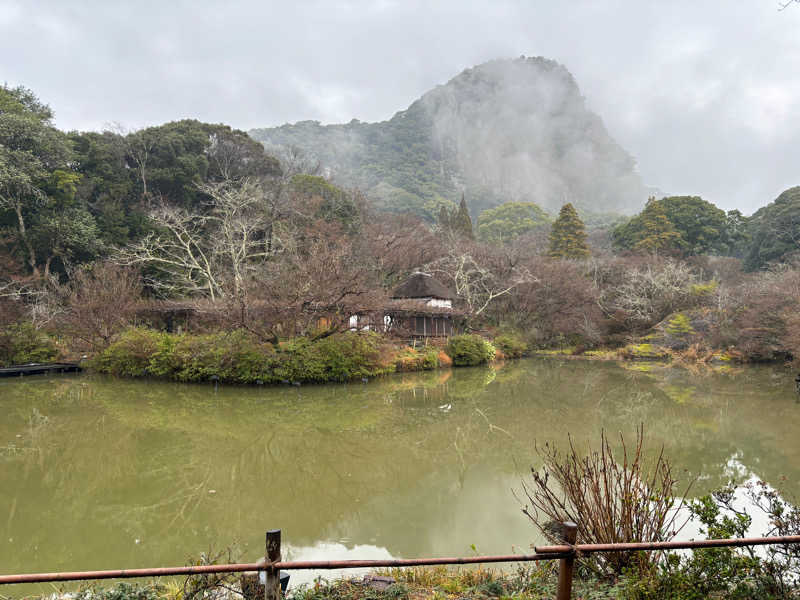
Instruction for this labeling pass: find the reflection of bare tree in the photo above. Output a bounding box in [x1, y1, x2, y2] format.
[451, 404, 517, 490]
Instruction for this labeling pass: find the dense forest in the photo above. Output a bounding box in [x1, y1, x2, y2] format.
[2, 76, 800, 377]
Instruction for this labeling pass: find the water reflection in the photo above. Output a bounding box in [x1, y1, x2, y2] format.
[284, 542, 394, 588]
[1, 359, 799, 595]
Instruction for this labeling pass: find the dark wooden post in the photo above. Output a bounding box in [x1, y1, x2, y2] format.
[556, 521, 578, 600]
[265, 529, 281, 600]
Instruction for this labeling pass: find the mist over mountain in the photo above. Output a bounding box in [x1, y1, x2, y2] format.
[250, 57, 653, 220]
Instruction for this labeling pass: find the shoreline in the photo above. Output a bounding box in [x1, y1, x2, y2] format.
[4, 325, 795, 388]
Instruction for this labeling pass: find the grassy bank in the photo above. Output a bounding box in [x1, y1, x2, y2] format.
[40, 558, 799, 600]
[290, 566, 624, 600]
[34, 566, 623, 600]
[529, 342, 760, 370]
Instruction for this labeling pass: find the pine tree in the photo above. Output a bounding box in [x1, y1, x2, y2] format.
[455, 193, 475, 240]
[548, 203, 590, 259]
[437, 204, 452, 232]
[633, 200, 682, 254]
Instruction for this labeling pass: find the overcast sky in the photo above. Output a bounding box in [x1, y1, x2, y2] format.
[2, 0, 799, 213]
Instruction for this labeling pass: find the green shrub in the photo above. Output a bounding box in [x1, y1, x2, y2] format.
[666, 312, 695, 336]
[622, 489, 763, 599]
[620, 480, 800, 599]
[169, 330, 278, 383]
[421, 347, 439, 369]
[690, 280, 718, 299]
[95, 328, 393, 384]
[394, 347, 440, 371]
[618, 343, 670, 361]
[493, 333, 528, 358]
[445, 334, 495, 366]
[92, 327, 168, 377]
[0, 321, 58, 366]
[276, 332, 393, 383]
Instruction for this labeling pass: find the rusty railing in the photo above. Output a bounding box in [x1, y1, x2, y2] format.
[3, 527, 800, 600]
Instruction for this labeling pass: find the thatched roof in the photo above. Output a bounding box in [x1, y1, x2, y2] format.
[390, 272, 453, 300]
[384, 299, 463, 316]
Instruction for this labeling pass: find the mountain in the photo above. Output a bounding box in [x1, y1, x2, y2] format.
[250, 57, 650, 221]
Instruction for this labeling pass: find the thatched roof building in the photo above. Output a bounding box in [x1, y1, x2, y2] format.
[391, 272, 453, 304]
[379, 272, 459, 337]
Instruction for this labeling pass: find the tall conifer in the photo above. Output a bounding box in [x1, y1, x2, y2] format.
[548, 203, 589, 258]
[438, 204, 452, 232]
[455, 193, 474, 240]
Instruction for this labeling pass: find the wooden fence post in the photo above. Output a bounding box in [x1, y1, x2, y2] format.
[556, 521, 578, 600]
[265, 529, 281, 600]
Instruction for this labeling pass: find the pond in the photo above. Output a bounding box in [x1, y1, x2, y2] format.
[1, 358, 799, 593]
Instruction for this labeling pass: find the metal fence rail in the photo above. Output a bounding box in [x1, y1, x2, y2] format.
[2, 527, 800, 600]
[0, 553, 569, 585]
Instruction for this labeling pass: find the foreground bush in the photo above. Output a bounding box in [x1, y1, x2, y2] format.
[0, 321, 59, 366]
[520, 425, 694, 578]
[623, 480, 800, 599]
[446, 334, 495, 366]
[93, 328, 393, 384]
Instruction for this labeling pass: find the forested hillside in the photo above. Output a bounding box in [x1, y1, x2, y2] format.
[3, 77, 800, 375]
[250, 57, 652, 221]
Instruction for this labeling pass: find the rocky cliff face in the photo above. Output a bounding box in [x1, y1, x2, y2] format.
[250, 56, 650, 220]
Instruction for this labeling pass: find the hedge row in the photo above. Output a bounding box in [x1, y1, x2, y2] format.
[92, 328, 394, 384]
[91, 329, 528, 385]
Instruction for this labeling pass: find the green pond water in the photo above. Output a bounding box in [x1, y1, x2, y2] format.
[1, 358, 799, 594]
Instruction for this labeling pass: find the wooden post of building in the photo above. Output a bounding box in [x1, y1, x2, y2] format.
[556, 521, 578, 600]
[265, 529, 281, 600]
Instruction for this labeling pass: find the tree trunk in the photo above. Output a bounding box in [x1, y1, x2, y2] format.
[44, 255, 53, 279]
[14, 200, 39, 277]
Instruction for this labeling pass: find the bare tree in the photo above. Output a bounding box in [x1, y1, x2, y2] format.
[235, 223, 385, 340]
[259, 145, 322, 256]
[125, 128, 154, 204]
[604, 258, 697, 326]
[58, 262, 142, 350]
[496, 257, 604, 345]
[361, 213, 445, 284]
[117, 177, 276, 300]
[116, 200, 220, 298]
[198, 178, 271, 297]
[428, 247, 534, 316]
[106, 123, 155, 204]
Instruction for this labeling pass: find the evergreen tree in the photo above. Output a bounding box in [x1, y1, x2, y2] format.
[632, 199, 682, 254]
[745, 186, 800, 270]
[454, 193, 474, 240]
[437, 204, 452, 232]
[611, 196, 726, 255]
[0, 85, 100, 277]
[477, 201, 550, 244]
[548, 203, 590, 259]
